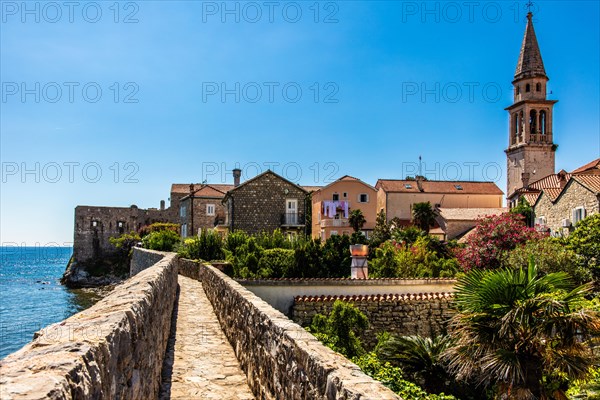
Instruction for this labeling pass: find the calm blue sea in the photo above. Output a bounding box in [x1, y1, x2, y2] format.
[0, 246, 101, 359]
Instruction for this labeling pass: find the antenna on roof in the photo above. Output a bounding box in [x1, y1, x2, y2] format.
[418, 155, 422, 177]
[202, 179, 207, 184]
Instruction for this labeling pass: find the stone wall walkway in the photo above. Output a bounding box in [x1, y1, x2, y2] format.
[159, 275, 254, 400]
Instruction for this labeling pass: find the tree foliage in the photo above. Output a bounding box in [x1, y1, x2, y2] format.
[412, 202, 438, 233]
[349, 209, 367, 232]
[455, 213, 543, 271]
[566, 213, 600, 282]
[445, 259, 600, 399]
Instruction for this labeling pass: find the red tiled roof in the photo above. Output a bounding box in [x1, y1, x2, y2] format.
[302, 186, 323, 193]
[294, 293, 454, 303]
[574, 175, 600, 193]
[522, 192, 541, 205]
[543, 188, 563, 202]
[438, 208, 507, 221]
[376, 180, 503, 195]
[528, 171, 570, 190]
[571, 158, 600, 175]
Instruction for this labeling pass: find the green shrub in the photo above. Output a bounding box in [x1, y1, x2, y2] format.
[142, 229, 180, 252]
[138, 222, 179, 236]
[258, 248, 295, 277]
[178, 229, 224, 261]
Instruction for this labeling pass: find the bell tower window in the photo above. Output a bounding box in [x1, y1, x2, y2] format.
[540, 111, 547, 135]
[526, 84, 531, 92]
[529, 110, 537, 134]
[536, 83, 541, 92]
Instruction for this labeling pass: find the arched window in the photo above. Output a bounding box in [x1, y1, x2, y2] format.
[519, 111, 524, 135]
[516, 86, 520, 95]
[512, 113, 518, 143]
[540, 111, 547, 135]
[526, 84, 531, 92]
[530, 110, 537, 134]
[536, 83, 541, 92]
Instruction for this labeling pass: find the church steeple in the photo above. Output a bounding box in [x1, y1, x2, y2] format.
[514, 12, 547, 81]
[505, 11, 557, 202]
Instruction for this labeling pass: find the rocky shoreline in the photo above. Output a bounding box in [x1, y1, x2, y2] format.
[61, 257, 127, 288]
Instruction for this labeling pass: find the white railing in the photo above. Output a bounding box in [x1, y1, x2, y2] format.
[320, 219, 349, 228]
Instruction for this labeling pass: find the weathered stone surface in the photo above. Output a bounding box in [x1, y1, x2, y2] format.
[292, 295, 454, 349]
[188, 261, 401, 400]
[159, 275, 254, 399]
[130, 247, 170, 276]
[0, 252, 178, 400]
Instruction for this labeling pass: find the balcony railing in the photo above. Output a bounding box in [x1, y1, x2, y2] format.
[320, 218, 349, 228]
[281, 212, 305, 226]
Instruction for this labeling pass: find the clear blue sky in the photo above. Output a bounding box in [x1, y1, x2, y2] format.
[1, 0, 599, 244]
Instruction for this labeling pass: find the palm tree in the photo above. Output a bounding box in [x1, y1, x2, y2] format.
[411, 202, 438, 233]
[444, 259, 600, 399]
[377, 335, 454, 394]
[349, 209, 366, 233]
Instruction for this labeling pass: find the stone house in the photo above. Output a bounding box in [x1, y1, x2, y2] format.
[311, 175, 377, 240]
[513, 159, 600, 235]
[222, 170, 309, 235]
[178, 183, 234, 238]
[375, 178, 504, 225]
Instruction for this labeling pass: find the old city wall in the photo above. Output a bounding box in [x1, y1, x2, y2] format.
[180, 260, 401, 399]
[73, 205, 175, 264]
[0, 251, 178, 400]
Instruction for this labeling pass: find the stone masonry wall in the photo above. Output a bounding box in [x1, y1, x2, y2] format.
[190, 261, 401, 400]
[292, 293, 454, 349]
[534, 179, 599, 234]
[130, 247, 169, 276]
[0, 252, 178, 400]
[229, 171, 307, 234]
[73, 205, 175, 264]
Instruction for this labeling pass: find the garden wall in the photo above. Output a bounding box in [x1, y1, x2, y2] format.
[0, 251, 178, 400]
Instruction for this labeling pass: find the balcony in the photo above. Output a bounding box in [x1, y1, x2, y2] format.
[320, 218, 349, 228]
[281, 212, 305, 226]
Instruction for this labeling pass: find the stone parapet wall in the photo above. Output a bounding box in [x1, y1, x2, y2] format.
[0, 251, 178, 400]
[178, 258, 201, 280]
[293, 293, 454, 348]
[130, 247, 168, 276]
[196, 261, 400, 399]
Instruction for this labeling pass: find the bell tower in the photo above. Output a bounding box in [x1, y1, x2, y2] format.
[505, 11, 557, 200]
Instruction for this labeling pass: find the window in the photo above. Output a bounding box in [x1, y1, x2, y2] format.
[91, 220, 98, 227]
[405, 184, 412, 189]
[343, 192, 347, 198]
[516, 86, 520, 95]
[536, 83, 541, 92]
[117, 221, 125, 234]
[342, 230, 350, 236]
[317, 212, 321, 222]
[534, 216, 546, 227]
[358, 193, 369, 203]
[361, 230, 370, 239]
[454, 185, 463, 190]
[330, 230, 338, 236]
[573, 207, 586, 225]
[332, 193, 340, 201]
[181, 224, 188, 238]
[180, 205, 186, 218]
[206, 204, 215, 216]
[526, 84, 530, 92]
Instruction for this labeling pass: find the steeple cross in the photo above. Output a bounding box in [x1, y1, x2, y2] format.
[525, 1, 535, 12]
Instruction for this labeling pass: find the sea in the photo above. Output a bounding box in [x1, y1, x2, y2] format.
[0, 246, 105, 359]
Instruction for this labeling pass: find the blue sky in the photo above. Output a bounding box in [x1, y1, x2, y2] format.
[1, 0, 599, 244]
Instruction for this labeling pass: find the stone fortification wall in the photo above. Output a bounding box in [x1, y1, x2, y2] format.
[293, 293, 454, 348]
[130, 247, 169, 276]
[0, 251, 178, 400]
[187, 261, 400, 400]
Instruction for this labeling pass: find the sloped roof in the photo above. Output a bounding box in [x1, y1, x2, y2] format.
[438, 208, 507, 221]
[574, 175, 600, 194]
[376, 180, 503, 195]
[223, 170, 308, 198]
[571, 158, 600, 175]
[302, 186, 323, 193]
[171, 183, 234, 194]
[514, 12, 547, 80]
[314, 175, 377, 194]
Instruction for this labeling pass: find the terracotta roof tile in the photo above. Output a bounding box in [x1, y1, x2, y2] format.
[171, 183, 234, 195]
[376, 180, 503, 195]
[571, 158, 600, 175]
[574, 175, 600, 193]
[294, 292, 454, 303]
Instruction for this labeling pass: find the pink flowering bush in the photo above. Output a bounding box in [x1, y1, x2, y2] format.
[455, 213, 544, 271]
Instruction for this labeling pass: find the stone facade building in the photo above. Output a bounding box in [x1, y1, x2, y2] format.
[222, 170, 309, 235]
[436, 207, 507, 240]
[178, 183, 233, 238]
[505, 12, 558, 200]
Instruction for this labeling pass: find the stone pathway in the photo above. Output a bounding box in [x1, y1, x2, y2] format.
[159, 275, 255, 400]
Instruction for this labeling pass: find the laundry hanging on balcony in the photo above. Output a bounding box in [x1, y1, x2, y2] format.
[322, 200, 349, 219]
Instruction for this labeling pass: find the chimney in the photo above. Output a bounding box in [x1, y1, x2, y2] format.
[558, 170, 567, 188]
[189, 183, 194, 193]
[233, 169, 241, 187]
[416, 175, 425, 192]
[521, 172, 530, 189]
[160, 200, 165, 211]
